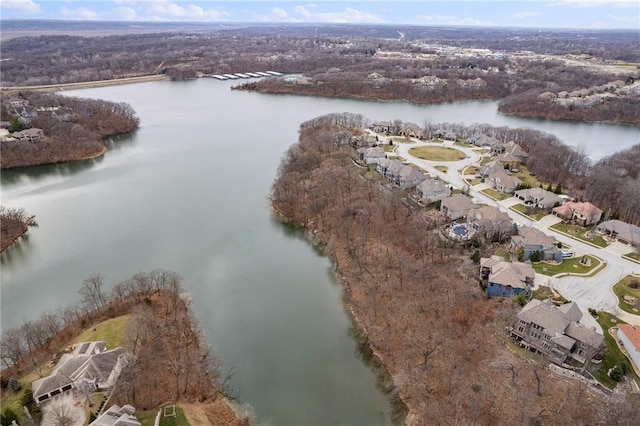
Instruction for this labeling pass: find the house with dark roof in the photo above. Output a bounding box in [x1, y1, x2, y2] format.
[416, 178, 451, 205]
[511, 226, 562, 262]
[32, 341, 126, 405]
[514, 188, 562, 209]
[396, 165, 427, 189]
[480, 256, 534, 298]
[510, 299, 603, 365]
[596, 220, 640, 248]
[440, 194, 476, 220]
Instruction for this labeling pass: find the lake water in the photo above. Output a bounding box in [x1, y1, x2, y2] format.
[1, 79, 638, 424]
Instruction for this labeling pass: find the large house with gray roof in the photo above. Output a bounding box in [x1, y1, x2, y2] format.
[511, 226, 562, 262]
[596, 220, 640, 248]
[480, 256, 534, 298]
[32, 341, 126, 404]
[440, 194, 476, 220]
[416, 178, 451, 205]
[90, 404, 141, 426]
[514, 188, 562, 209]
[510, 299, 603, 365]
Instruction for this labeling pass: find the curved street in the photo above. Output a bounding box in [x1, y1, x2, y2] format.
[392, 136, 640, 324]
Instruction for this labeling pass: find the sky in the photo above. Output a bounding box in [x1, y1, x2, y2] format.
[1, 0, 639, 29]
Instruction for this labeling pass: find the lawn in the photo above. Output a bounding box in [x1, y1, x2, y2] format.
[462, 166, 479, 175]
[494, 247, 511, 261]
[392, 137, 414, 143]
[513, 166, 542, 188]
[623, 252, 640, 263]
[591, 312, 637, 389]
[532, 285, 567, 303]
[434, 165, 448, 173]
[479, 156, 492, 165]
[73, 314, 131, 349]
[531, 255, 603, 276]
[409, 146, 466, 161]
[481, 188, 510, 201]
[510, 204, 548, 221]
[137, 406, 190, 426]
[550, 223, 608, 248]
[382, 143, 396, 152]
[612, 275, 640, 315]
[454, 140, 473, 148]
[466, 178, 482, 186]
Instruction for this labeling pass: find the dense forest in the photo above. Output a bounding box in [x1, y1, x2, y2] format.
[270, 114, 640, 424]
[0, 91, 139, 168]
[1, 24, 638, 124]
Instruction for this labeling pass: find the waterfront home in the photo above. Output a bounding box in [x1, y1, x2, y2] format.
[440, 194, 476, 220]
[468, 206, 514, 242]
[32, 341, 126, 405]
[90, 404, 141, 426]
[397, 165, 427, 189]
[399, 122, 424, 139]
[514, 188, 562, 209]
[416, 178, 451, 205]
[487, 171, 522, 194]
[552, 201, 603, 226]
[469, 133, 500, 148]
[12, 128, 44, 143]
[369, 121, 392, 133]
[596, 220, 640, 248]
[480, 256, 534, 298]
[618, 324, 640, 372]
[510, 299, 604, 365]
[511, 226, 562, 262]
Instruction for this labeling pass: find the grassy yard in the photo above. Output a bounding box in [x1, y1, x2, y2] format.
[73, 314, 131, 349]
[591, 312, 637, 389]
[434, 165, 448, 173]
[513, 166, 542, 188]
[466, 178, 483, 186]
[409, 146, 466, 161]
[550, 223, 608, 248]
[612, 275, 640, 315]
[454, 139, 473, 147]
[623, 252, 640, 263]
[462, 166, 479, 175]
[510, 204, 548, 221]
[138, 406, 190, 426]
[382, 143, 396, 152]
[532, 286, 567, 303]
[494, 247, 511, 261]
[532, 255, 603, 276]
[479, 156, 492, 165]
[392, 137, 414, 143]
[480, 188, 510, 201]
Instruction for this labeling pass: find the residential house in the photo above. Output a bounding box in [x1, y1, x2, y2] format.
[514, 188, 562, 209]
[90, 404, 141, 426]
[511, 299, 604, 365]
[398, 122, 424, 139]
[434, 129, 457, 141]
[487, 171, 522, 194]
[352, 133, 380, 147]
[468, 206, 514, 241]
[383, 160, 405, 182]
[369, 121, 392, 133]
[618, 324, 640, 371]
[494, 141, 529, 169]
[416, 178, 451, 205]
[479, 159, 504, 179]
[376, 158, 393, 175]
[396, 165, 427, 189]
[469, 133, 500, 148]
[511, 226, 562, 262]
[552, 201, 603, 226]
[480, 256, 534, 298]
[596, 220, 640, 248]
[440, 194, 476, 220]
[12, 128, 44, 143]
[32, 341, 126, 404]
[357, 147, 386, 164]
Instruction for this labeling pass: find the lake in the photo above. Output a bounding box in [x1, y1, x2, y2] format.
[1, 78, 638, 424]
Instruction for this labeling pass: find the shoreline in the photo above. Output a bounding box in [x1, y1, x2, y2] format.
[0, 226, 28, 253]
[1, 74, 170, 93]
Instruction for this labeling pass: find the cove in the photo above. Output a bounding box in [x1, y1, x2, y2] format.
[1, 78, 638, 424]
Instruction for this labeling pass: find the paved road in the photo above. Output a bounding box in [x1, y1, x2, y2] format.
[393, 136, 640, 324]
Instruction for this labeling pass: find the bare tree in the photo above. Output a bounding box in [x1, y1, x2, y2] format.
[78, 273, 108, 310]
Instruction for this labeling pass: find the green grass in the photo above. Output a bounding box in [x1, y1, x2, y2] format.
[550, 223, 608, 248]
[510, 204, 548, 221]
[612, 275, 640, 315]
[592, 312, 637, 389]
[137, 406, 190, 426]
[531, 255, 604, 276]
[454, 139, 473, 147]
[623, 252, 640, 263]
[513, 167, 542, 188]
[392, 137, 414, 143]
[462, 166, 479, 175]
[409, 146, 466, 161]
[481, 188, 510, 201]
[466, 178, 482, 185]
[382, 144, 396, 152]
[73, 314, 131, 349]
[0, 387, 27, 424]
[494, 247, 511, 262]
[434, 165, 448, 173]
[479, 156, 492, 165]
[532, 285, 567, 302]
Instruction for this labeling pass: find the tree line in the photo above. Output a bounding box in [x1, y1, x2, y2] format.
[1, 91, 139, 168]
[270, 113, 640, 424]
[0, 206, 37, 252]
[1, 270, 237, 417]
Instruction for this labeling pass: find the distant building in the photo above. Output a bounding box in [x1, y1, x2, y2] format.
[12, 128, 44, 143]
[510, 299, 604, 365]
[369, 121, 392, 133]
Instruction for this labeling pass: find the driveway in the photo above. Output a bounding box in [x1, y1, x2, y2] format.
[396, 140, 640, 320]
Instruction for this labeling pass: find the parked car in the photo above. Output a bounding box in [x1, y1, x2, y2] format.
[561, 249, 575, 258]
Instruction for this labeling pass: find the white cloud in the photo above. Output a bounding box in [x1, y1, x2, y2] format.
[607, 14, 640, 24]
[417, 15, 494, 27]
[513, 11, 540, 19]
[270, 7, 291, 20]
[61, 6, 99, 20]
[1, 0, 41, 13]
[119, 0, 229, 21]
[292, 5, 384, 23]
